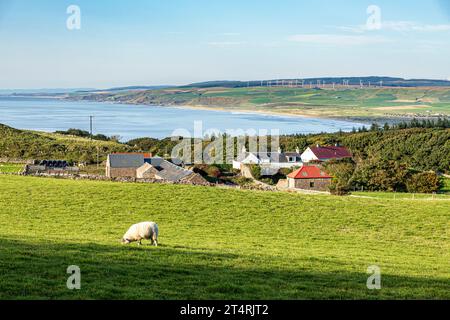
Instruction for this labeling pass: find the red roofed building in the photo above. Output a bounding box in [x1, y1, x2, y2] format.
[301, 145, 352, 163]
[287, 165, 332, 191]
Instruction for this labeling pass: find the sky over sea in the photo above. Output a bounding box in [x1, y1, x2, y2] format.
[0, 0, 449, 89]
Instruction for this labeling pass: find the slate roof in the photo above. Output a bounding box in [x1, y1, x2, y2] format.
[288, 166, 332, 179]
[309, 146, 352, 160]
[108, 154, 144, 168]
[144, 157, 194, 182]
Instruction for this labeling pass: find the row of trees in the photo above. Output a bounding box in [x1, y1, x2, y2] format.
[325, 158, 441, 195]
[55, 129, 121, 143]
[351, 117, 450, 133]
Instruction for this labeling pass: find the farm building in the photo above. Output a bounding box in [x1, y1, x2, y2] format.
[106, 153, 208, 185]
[106, 154, 146, 178]
[233, 147, 303, 175]
[287, 165, 332, 192]
[137, 157, 208, 185]
[25, 160, 79, 175]
[301, 145, 352, 163]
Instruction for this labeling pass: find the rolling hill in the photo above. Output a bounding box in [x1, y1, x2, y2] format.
[66, 85, 450, 120]
[0, 124, 132, 163]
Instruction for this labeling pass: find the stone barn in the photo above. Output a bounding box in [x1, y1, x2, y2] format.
[287, 165, 332, 192]
[106, 154, 145, 178]
[136, 157, 209, 185]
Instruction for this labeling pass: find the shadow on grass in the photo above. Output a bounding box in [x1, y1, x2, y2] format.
[0, 238, 448, 300]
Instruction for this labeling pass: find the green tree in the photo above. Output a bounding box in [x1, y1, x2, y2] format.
[406, 172, 441, 193]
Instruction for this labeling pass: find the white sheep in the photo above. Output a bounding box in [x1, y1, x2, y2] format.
[121, 222, 159, 246]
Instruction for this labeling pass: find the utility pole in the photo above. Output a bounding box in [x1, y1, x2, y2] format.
[89, 116, 94, 140]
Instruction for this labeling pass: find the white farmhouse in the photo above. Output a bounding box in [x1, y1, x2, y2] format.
[233, 147, 303, 175]
[301, 145, 352, 163]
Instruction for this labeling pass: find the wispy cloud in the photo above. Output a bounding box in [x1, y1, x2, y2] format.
[219, 32, 241, 36]
[337, 21, 450, 33]
[287, 34, 390, 45]
[207, 41, 245, 48]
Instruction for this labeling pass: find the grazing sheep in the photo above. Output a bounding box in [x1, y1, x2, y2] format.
[122, 222, 159, 246]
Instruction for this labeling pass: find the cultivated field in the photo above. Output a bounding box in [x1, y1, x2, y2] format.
[72, 86, 450, 119]
[0, 175, 448, 300]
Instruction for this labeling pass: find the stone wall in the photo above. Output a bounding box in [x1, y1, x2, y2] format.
[0, 158, 34, 164]
[25, 172, 214, 187]
[180, 173, 210, 186]
[25, 165, 79, 175]
[106, 167, 138, 178]
[289, 178, 331, 192]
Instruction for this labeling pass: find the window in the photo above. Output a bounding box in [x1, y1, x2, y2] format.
[310, 182, 315, 188]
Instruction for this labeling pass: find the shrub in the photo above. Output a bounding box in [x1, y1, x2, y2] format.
[260, 178, 275, 185]
[352, 159, 410, 192]
[232, 176, 253, 186]
[193, 165, 222, 179]
[325, 159, 356, 195]
[206, 166, 222, 178]
[278, 168, 293, 177]
[406, 172, 441, 194]
[249, 165, 261, 180]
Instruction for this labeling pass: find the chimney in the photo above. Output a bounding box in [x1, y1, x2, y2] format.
[296, 147, 300, 154]
[316, 144, 320, 148]
[278, 147, 282, 154]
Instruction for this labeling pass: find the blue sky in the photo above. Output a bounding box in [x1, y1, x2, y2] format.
[0, 0, 449, 89]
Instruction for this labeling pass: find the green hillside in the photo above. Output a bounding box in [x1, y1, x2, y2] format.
[69, 86, 450, 119]
[0, 175, 448, 299]
[0, 124, 131, 163]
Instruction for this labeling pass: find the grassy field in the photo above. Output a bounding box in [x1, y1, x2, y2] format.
[352, 192, 450, 200]
[0, 175, 448, 300]
[441, 178, 450, 193]
[0, 163, 24, 174]
[73, 86, 450, 119]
